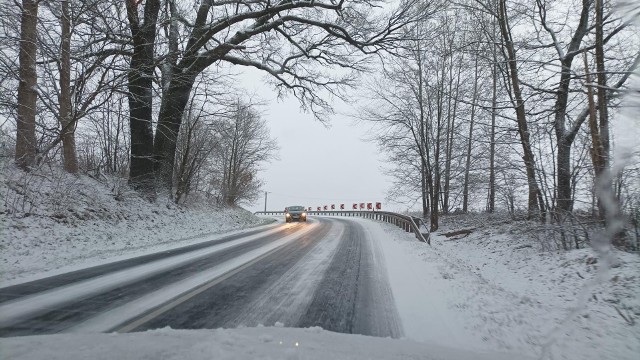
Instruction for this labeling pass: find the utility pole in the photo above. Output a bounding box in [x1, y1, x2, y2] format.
[264, 191, 269, 212]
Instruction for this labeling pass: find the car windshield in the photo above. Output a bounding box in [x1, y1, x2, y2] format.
[3, 2, 638, 359]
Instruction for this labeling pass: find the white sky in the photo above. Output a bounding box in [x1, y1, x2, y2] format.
[239, 69, 403, 213]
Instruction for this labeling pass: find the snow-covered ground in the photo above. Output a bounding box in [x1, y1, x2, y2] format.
[2, 212, 638, 359]
[1, 325, 532, 360]
[0, 161, 272, 285]
[2, 159, 638, 359]
[371, 214, 639, 360]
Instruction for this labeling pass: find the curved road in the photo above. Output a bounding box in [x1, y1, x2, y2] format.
[0, 217, 402, 339]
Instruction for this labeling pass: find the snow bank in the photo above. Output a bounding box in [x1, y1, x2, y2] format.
[0, 326, 531, 360]
[0, 161, 272, 284]
[366, 214, 639, 360]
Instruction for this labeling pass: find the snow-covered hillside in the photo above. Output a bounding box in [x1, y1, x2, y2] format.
[378, 213, 639, 359]
[0, 161, 272, 284]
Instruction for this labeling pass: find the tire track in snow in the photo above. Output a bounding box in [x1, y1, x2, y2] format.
[68, 221, 321, 333]
[228, 219, 346, 328]
[0, 223, 303, 335]
[298, 218, 403, 338]
[127, 219, 335, 331]
[0, 225, 298, 336]
[0, 224, 282, 303]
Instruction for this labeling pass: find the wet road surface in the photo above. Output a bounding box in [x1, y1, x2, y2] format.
[0, 217, 402, 338]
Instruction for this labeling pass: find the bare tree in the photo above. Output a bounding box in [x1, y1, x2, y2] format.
[213, 101, 278, 206]
[125, 0, 160, 197]
[15, 0, 39, 170]
[174, 100, 218, 204]
[120, 0, 425, 196]
[173, 75, 236, 203]
[496, 0, 545, 221]
[463, 55, 480, 213]
[33, 0, 129, 170]
[359, 17, 450, 230]
[58, 0, 78, 173]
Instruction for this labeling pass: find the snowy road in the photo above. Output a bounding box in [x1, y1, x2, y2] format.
[0, 217, 402, 338]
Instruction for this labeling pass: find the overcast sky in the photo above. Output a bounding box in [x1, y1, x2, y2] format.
[239, 69, 408, 214]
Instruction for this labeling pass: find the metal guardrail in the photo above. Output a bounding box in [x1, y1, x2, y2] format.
[254, 210, 430, 244]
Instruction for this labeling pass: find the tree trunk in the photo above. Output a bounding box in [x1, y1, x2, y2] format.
[554, 68, 573, 218]
[59, 0, 78, 173]
[595, 0, 610, 166]
[126, 0, 160, 198]
[431, 74, 444, 232]
[430, 175, 439, 232]
[554, 66, 575, 218]
[421, 158, 429, 219]
[584, 52, 606, 219]
[416, 39, 429, 221]
[463, 56, 479, 213]
[556, 140, 572, 214]
[595, 0, 625, 247]
[488, 52, 497, 213]
[154, 71, 197, 194]
[443, 52, 462, 214]
[15, 0, 39, 170]
[549, 0, 590, 219]
[497, 0, 544, 221]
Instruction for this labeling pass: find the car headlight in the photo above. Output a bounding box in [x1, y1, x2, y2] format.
[286, 213, 291, 217]
[301, 212, 307, 217]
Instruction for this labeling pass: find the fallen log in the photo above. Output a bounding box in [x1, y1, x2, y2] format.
[441, 228, 475, 238]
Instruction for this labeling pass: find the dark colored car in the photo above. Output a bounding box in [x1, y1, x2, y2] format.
[285, 206, 307, 222]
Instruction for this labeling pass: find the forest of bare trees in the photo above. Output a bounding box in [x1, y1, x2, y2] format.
[2, 0, 426, 205]
[361, 0, 639, 249]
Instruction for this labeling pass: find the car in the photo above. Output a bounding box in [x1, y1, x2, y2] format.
[285, 206, 307, 222]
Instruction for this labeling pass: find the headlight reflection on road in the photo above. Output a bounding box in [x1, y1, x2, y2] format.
[276, 340, 300, 347]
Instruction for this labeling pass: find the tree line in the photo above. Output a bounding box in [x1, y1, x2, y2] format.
[2, 0, 426, 205]
[3, 0, 638, 245]
[361, 0, 639, 249]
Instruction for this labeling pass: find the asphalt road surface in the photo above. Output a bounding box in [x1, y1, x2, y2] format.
[0, 217, 402, 339]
